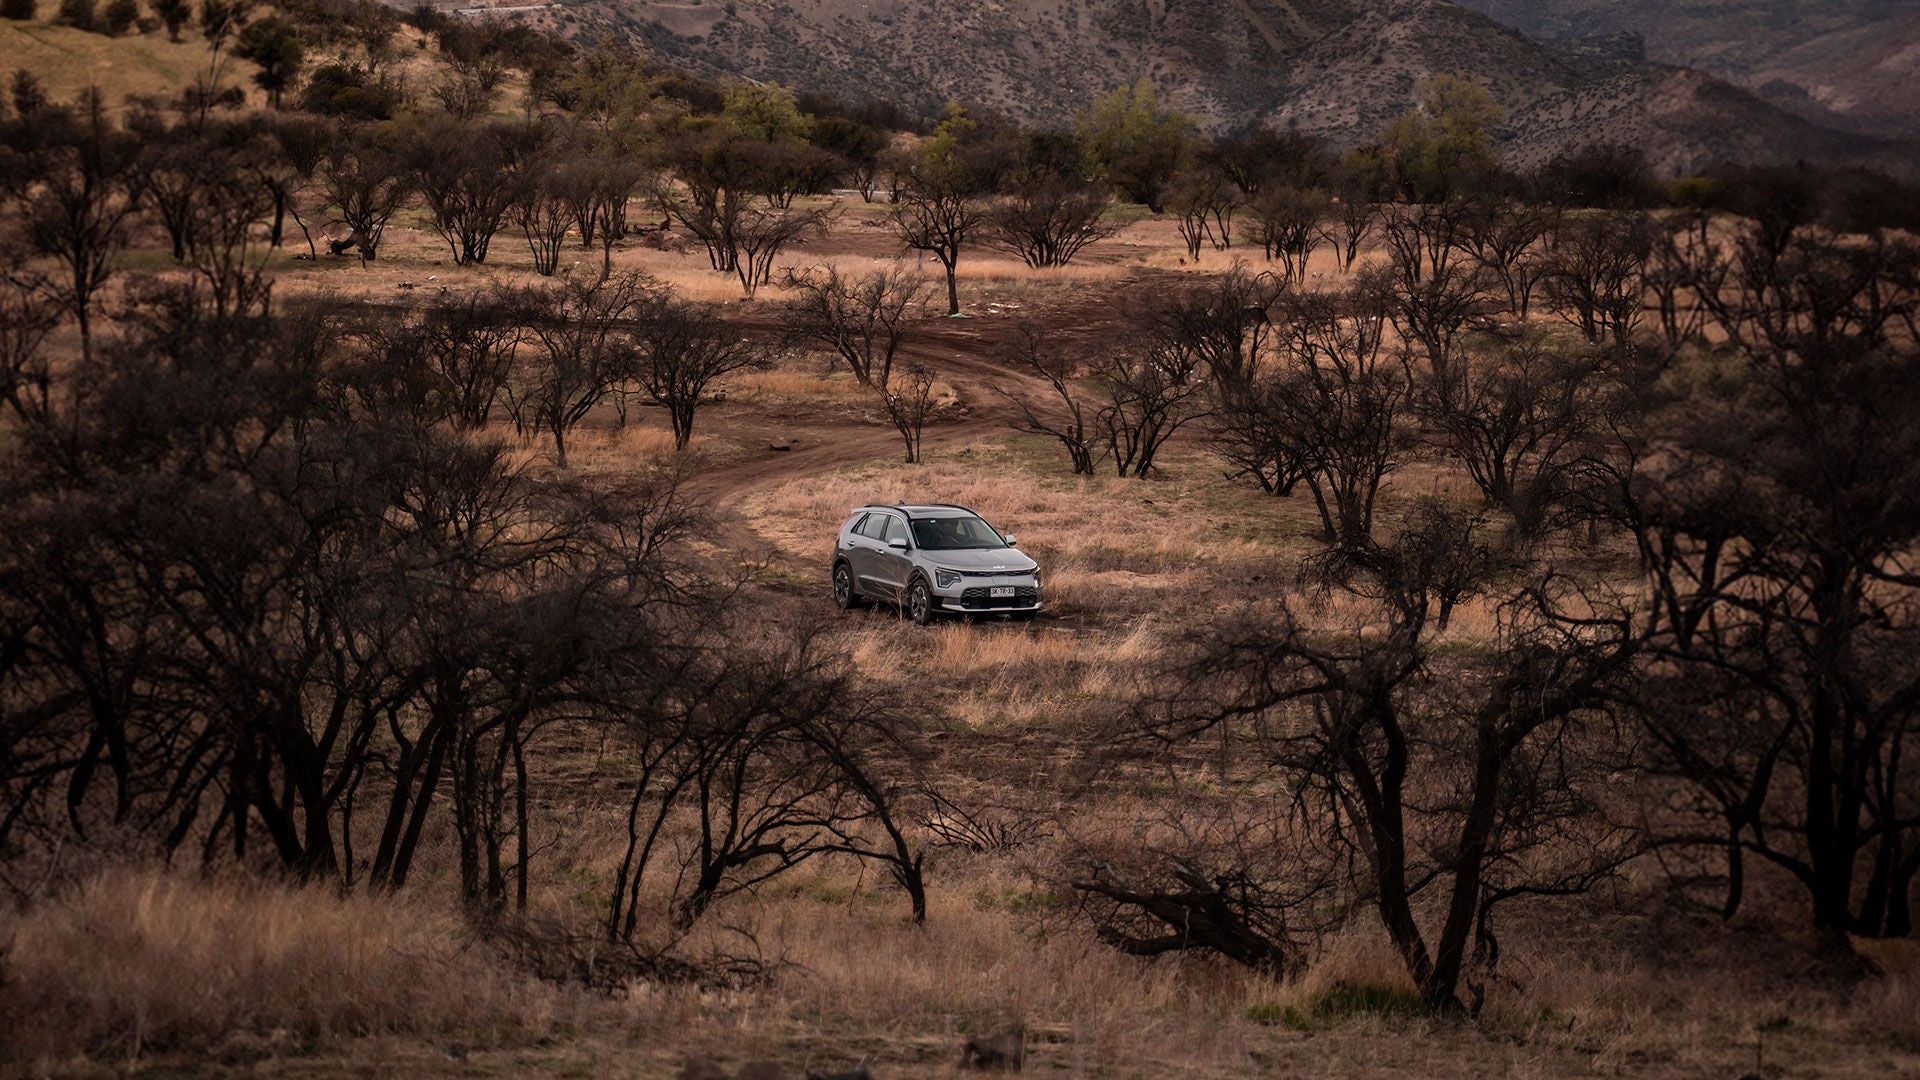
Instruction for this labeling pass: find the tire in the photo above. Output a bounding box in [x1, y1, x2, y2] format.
[907, 576, 935, 625]
[832, 562, 861, 610]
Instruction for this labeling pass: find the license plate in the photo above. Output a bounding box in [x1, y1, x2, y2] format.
[990, 586, 1016, 598]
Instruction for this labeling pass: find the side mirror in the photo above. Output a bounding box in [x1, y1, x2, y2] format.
[887, 537, 908, 550]
[1003, 534, 1018, 546]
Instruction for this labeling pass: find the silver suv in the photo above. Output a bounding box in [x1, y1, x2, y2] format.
[831, 504, 1042, 623]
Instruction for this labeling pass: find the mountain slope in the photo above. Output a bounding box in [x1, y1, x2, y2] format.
[1447, 0, 1920, 140]
[523, 0, 1914, 174]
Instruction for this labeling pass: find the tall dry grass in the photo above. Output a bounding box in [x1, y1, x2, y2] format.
[0, 869, 578, 1059]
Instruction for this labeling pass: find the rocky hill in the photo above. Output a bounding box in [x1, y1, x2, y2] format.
[1448, 0, 1920, 141]
[518, 0, 1914, 175]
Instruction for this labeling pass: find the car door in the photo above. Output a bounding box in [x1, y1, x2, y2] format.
[872, 514, 914, 593]
[839, 513, 876, 590]
[846, 513, 897, 594]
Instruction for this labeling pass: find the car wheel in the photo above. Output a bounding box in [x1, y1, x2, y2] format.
[907, 577, 935, 625]
[832, 562, 861, 610]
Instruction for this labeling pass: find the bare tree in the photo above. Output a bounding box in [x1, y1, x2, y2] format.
[891, 173, 984, 317]
[1541, 211, 1650, 344]
[1627, 229, 1920, 936]
[881, 363, 937, 464]
[731, 201, 834, 298]
[1332, 187, 1377, 272]
[1091, 337, 1210, 479]
[318, 129, 412, 261]
[995, 321, 1096, 475]
[1375, 201, 1492, 391]
[633, 294, 771, 449]
[514, 159, 574, 277]
[605, 628, 931, 938]
[1267, 283, 1410, 549]
[411, 118, 535, 267]
[1415, 333, 1612, 533]
[10, 90, 141, 361]
[0, 274, 59, 425]
[1167, 166, 1239, 260]
[1456, 193, 1557, 318]
[510, 272, 650, 468]
[985, 180, 1120, 268]
[781, 263, 926, 388]
[1240, 186, 1329, 282]
[1094, 505, 1641, 1011]
[361, 286, 532, 429]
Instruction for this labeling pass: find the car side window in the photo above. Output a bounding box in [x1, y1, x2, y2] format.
[853, 513, 885, 540]
[883, 516, 909, 546]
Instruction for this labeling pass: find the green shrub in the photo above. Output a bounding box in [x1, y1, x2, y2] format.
[99, 0, 136, 34]
[53, 0, 94, 30]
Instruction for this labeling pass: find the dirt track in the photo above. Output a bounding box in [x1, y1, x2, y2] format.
[676, 269, 1171, 513]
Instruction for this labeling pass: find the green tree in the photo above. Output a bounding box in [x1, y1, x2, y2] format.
[53, 0, 94, 31]
[1077, 79, 1199, 213]
[889, 105, 986, 316]
[150, 0, 189, 39]
[564, 37, 659, 143]
[98, 0, 134, 34]
[1377, 74, 1505, 202]
[233, 17, 305, 108]
[721, 80, 811, 144]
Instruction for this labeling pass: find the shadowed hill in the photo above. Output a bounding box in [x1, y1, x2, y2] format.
[1450, 0, 1920, 141]
[520, 0, 1915, 175]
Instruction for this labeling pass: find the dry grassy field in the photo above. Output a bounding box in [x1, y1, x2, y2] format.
[2, 49, 1918, 1075]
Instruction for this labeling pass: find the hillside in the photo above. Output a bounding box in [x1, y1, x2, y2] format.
[1449, 0, 1920, 140]
[0, 18, 217, 109]
[517, 0, 1914, 175]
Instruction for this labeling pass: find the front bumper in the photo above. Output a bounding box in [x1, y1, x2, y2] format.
[934, 576, 1042, 613]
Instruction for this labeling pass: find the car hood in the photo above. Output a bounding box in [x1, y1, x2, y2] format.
[926, 548, 1038, 573]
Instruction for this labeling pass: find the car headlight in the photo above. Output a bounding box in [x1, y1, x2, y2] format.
[1032, 570, 1041, 590]
[934, 569, 961, 589]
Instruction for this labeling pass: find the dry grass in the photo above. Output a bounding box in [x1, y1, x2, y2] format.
[737, 441, 1319, 582]
[732, 366, 874, 402]
[0, 869, 576, 1060]
[0, 19, 214, 114]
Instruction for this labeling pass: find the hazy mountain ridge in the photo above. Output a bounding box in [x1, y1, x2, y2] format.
[526, 0, 1917, 175]
[1447, 0, 1920, 140]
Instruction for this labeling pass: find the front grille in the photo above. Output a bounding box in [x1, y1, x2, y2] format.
[959, 586, 1039, 609]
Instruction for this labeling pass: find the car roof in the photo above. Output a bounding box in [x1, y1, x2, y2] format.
[850, 503, 978, 519]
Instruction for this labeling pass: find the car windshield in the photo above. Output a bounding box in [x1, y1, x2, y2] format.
[911, 515, 1007, 550]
